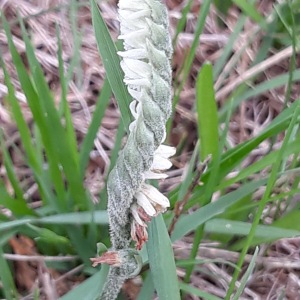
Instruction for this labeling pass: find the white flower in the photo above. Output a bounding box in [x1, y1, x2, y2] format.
[129, 144, 175, 249]
[130, 181, 171, 249]
[117, 0, 174, 250]
[151, 145, 176, 171]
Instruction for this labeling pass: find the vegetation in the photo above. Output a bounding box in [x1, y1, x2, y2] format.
[0, 0, 299, 299]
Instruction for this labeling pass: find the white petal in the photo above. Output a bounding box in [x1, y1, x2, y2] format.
[151, 154, 172, 170]
[119, 0, 149, 10]
[144, 170, 168, 180]
[129, 120, 137, 132]
[118, 49, 147, 60]
[124, 77, 150, 87]
[119, 29, 148, 44]
[131, 204, 144, 226]
[123, 58, 150, 76]
[119, 9, 150, 21]
[141, 184, 170, 208]
[129, 100, 142, 119]
[120, 59, 150, 81]
[128, 87, 142, 101]
[135, 191, 156, 216]
[155, 145, 176, 158]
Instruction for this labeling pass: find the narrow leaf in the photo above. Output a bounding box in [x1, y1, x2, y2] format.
[196, 63, 219, 160]
[91, 0, 132, 132]
[147, 215, 180, 300]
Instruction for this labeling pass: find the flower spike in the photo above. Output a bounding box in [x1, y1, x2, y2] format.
[93, 1, 174, 299]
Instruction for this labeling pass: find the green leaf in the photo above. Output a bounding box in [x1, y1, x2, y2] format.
[19, 17, 89, 210]
[0, 183, 33, 217]
[205, 218, 300, 241]
[0, 247, 18, 300]
[232, 247, 258, 300]
[225, 102, 300, 299]
[0, 219, 32, 231]
[232, 0, 265, 26]
[38, 211, 108, 225]
[274, 210, 300, 231]
[147, 215, 180, 300]
[1, 15, 63, 209]
[0, 211, 108, 234]
[171, 179, 267, 241]
[0, 132, 25, 204]
[91, 0, 132, 132]
[196, 62, 219, 160]
[168, 0, 211, 133]
[56, 25, 78, 165]
[79, 78, 112, 177]
[180, 283, 222, 300]
[137, 272, 154, 300]
[213, 0, 232, 15]
[60, 266, 109, 300]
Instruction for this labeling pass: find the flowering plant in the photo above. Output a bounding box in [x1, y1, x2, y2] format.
[91, 0, 174, 298]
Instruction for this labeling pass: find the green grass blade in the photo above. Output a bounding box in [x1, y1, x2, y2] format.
[79, 78, 112, 177]
[0, 211, 108, 233]
[67, 0, 84, 85]
[60, 266, 109, 300]
[137, 272, 154, 300]
[232, 247, 258, 300]
[56, 25, 78, 160]
[213, 0, 232, 15]
[0, 219, 32, 231]
[19, 17, 88, 209]
[0, 133, 34, 216]
[184, 63, 219, 282]
[205, 219, 300, 241]
[176, 141, 199, 201]
[219, 136, 300, 189]
[196, 62, 219, 160]
[213, 9, 249, 78]
[1, 15, 66, 209]
[147, 215, 180, 300]
[38, 211, 108, 225]
[213, 101, 299, 184]
[0, 179, 33, 217]
[220, 69, 300, 120]
[171, 179, 267, 241]
[91, 0, 132, 132]
[168, 0, 211, 133]
[232, 0, 265, 25]
[172, 0, 193, 46]
[274, 210, 300, 231]
[225, 102, 300, 299]
[0, 247, 18, 300]
[180, 283, 222, 300]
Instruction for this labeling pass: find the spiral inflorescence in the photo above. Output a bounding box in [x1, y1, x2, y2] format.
[97, 1, 173, 299]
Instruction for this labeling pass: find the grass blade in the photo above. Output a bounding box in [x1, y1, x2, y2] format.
[168, 0, 211, 133]
[79, 78, 112, 177]
[147, 215, 180, 300]
[0, 247, 18, 300]
[225, 102, 300, 298]
[232, 247, 259, 300]
[180, 283, 222, 300]
[91, 0, 132, 132]
[60, 266, 109, 300]
[232, 0, 265, 25]
[171, 179, 267, 241]
[19, 17, 88, 209]
[196, 62, 219, 160]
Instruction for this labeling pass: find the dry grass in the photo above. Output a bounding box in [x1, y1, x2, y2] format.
[1, 0, 300, 299]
